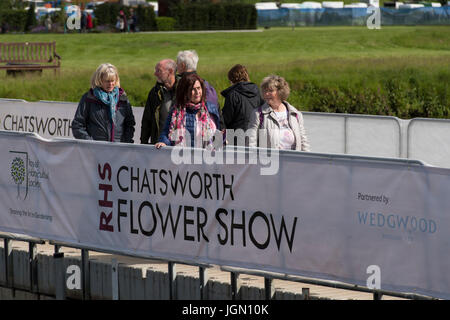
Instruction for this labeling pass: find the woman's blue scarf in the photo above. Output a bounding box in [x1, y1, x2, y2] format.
[93, 87, 119, 124]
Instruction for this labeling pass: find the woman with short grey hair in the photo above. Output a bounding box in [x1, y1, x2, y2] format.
[248, 75, 310, 151]
[176, 49, 199, 74]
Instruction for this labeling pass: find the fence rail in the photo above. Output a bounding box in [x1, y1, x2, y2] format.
[257, 7, 450, 27]
[0, 232, 436, 300]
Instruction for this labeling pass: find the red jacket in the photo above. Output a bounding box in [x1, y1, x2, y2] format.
[87, 14, 93, 29]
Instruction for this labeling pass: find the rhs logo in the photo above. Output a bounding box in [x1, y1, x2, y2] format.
[10, 151, 28, 200]
[9, 150, 49, 200]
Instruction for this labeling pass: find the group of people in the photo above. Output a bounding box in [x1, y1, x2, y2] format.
[80, 10, 94, 33]
[71, 49, 310, 152]
[116, 9, 138, 33]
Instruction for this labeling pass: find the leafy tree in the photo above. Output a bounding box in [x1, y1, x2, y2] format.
[0, 0, 13, 10]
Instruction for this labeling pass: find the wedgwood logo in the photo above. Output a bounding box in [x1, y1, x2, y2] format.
[9, 150, 49, 200]
[169, 129, 280, 176]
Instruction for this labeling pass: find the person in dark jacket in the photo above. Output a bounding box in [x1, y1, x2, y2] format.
[72, 63, 135, 143]
[221, 64, 264, 145]
[140, 59, 177, 144]
[155, 73, 221, 149]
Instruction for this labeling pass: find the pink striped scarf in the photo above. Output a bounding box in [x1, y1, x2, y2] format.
[168, 102, 217, 148]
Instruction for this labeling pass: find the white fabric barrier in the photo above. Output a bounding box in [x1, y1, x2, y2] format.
[303, 112, 403, 158]
[0, 99, 404, 158]
[2, 98, 450, 168]
[0, 99, 144, 144]
[0, 130, 449, 299]
[407, 118, 450, 168]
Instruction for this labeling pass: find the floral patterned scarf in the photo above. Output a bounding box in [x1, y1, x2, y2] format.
[93, 87, 119, 125]
[168, 102, 217, 148]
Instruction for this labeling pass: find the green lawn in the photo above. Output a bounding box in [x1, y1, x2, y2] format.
[0, 26, 449, 117]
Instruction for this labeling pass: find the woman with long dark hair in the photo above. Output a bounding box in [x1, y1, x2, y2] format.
[156, 73, 221, 149]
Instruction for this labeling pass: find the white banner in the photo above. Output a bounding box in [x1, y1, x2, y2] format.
[0, 99, 144, 143]
[0, 131, 449, 299]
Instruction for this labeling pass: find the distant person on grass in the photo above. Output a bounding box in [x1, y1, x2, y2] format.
[248, 75, 310, 151]
[140, 59, 177, 144]
[128, 8, 137, 32]
[221, 64, 264, 145]
[155, 73, 221, 149]
[72, 63, 136, 143]
[87, 12, 93, 31]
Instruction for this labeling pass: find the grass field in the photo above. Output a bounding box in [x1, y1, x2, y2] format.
[0, 26, 449, 117]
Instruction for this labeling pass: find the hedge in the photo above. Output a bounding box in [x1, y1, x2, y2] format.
[155, 17, 176, 31]
[94, 3, 156, 31]
[289, 76, 449, 119]
[0, 9, 28, 32]
[170, 3, 257, 31]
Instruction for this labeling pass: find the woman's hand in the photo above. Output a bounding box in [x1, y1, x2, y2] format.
[155, 142, 166, 149]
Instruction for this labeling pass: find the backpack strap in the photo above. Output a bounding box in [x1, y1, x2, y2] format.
[258, 106, 264, 129]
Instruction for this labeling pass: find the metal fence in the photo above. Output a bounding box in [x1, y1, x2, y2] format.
[257, 7, 450, 27]
[0, 230, 436, 300]
[303, 112, 404, 158]
[303, 112, 450, 169]
[3, 98, 450, 167]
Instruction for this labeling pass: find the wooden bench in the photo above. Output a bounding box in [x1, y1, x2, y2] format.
[0, 41, 61, 76]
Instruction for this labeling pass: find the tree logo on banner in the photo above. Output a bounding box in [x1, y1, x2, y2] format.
[9, 151, 29, 200]
[11, 157, 25, 198]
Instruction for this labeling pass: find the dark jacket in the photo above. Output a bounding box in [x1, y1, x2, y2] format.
[72, 88, 135, 143]
[140, 81, 176, 144]
[221, 81, 264, 131]
[158, 101, 221, 147]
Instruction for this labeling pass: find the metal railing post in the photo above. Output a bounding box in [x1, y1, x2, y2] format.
[81, 249, 90, 300]
[28, 242, 39, 294]
[111, 258, 119, 300]
[4, 239, 13, 288]
[53, 252, 65, 300]
[264, 277, 274, 300]
[373, 291, 383, 300]
[302, 288, 310, 300]
[230, 272, 241, 300]
[168, 262, 177, 300]
[199, 266, 208, 300]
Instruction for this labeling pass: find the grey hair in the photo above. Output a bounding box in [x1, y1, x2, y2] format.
[177, 50, 199, 71]
[165, 59, 177, 72]
[261, 75, 290, 101]
[156, 58, 177, 72]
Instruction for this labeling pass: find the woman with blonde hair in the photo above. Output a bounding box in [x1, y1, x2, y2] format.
[72, 63, 135, 143]
[248, 75, 310, 151]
